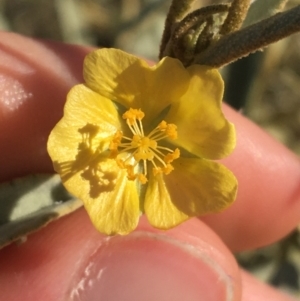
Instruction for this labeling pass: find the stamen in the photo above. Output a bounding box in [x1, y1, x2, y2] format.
[109, 130, 123, 150]
[138, 174, 148, 184]
[163, 164, 174, 175]
[148, 120, 178, 140]
[111, 108, 180, 183]
[152, 167, 162, 176]
[138, 119, 144, 136]
[126, 165, 137, 181]
[164, 148, 180, 163]
[122, 108, 145, 125]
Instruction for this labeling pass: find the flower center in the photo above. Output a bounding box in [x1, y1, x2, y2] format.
[109, 108, 180, 184]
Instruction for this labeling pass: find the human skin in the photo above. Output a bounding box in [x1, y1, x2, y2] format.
[0, 31, 299, 301]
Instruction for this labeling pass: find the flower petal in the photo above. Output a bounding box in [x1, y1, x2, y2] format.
[144, 173, 189, 230]
[47, 84, 140, 235]
[47, 84, 120, 168]
[62, 159, 140, 235]
[83, 48, 190, 123]
[163, 158, 238, 217]
[165, 65, 236, 160]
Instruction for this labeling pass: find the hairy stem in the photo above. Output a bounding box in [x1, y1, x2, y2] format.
[159, 0, 195, 58]
[220, 0, 251, 35]
[194, 5, 300, 68]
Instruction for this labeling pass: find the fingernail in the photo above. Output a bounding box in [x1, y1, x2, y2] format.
[66, 232, 234, 301]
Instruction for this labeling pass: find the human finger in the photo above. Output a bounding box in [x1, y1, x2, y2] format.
[0, 31, 91, 181]
[202, 105, 300, 251]
[241, 270, 298, 301]
[0, 209, 241, 301]
[0, 205, 297, 301]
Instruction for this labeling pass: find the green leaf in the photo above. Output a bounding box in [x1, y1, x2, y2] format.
[243, 0, 288, 27]
[0, 174, 83, 249]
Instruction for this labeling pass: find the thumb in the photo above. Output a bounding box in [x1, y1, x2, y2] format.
[0, 209, 241, 301]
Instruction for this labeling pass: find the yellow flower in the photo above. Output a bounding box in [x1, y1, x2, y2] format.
[47, 48, 237, 235]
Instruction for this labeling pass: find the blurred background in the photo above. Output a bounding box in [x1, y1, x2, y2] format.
[0, 0, 299, 297]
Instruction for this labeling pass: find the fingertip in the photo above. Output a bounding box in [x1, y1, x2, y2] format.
[66, 229, 239, 301]
[241, 270, 298, 301]
[0, 210, 242, 301]
[0, 32, 91, 181]
[202, 105, 300, 251]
